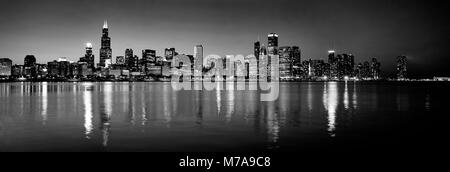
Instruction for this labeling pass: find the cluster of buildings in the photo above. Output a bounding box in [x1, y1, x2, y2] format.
[254, 34, 387, 81]
[0, 21, 195, 81]
[0, 21, 411, 82]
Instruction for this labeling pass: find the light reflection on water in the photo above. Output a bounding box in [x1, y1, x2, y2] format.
[41, 82, 48, 125]
[324, 82, 338, 137]
[83, 84, 93, 139]
[0, 82, 443, 152]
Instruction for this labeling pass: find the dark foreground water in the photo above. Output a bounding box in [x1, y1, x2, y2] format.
[0, 82, 448, 152]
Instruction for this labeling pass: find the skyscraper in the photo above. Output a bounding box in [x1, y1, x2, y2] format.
[260, 44, 267, 56]
[253, 41, 261, 78]
[194, 45, 203, 76]
[259, 44, 268, 79]
[164, 48, 176, 61]
[371, 58, 381, 80]
[58, 58, 70, 77]
[142, 49, 156, 63]
[116, 56, 125, 65]
[47, 61, 59, 77]
[267, 33, 278, 55]
[125, 49, 138, 70]
[0, 58, 12, 76]
[336, 54, 345, 79]
[99, 21, 112, 68]
[328, 50, 337, 79]
[24, 55, 36, 68]
[278, 46, 293, 79]
[396, 55, 407, 80]
[291, 46, 301, 78]
[342, 54, 355, 77]
[24, 55, 37, 78]
[362, 61, 371, 79]
[254, 41, 260, 60]
[82, 42, 95, 69]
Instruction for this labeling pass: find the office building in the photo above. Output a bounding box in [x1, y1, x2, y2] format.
[99, 21, 112, 68]
[396, 55, 407, 80]
[0, 58, 12, 76]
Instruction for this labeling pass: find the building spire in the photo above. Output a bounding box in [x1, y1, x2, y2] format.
[103, 20, 108, 29]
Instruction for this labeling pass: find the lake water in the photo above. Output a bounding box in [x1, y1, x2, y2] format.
[0, 82, 448, 152]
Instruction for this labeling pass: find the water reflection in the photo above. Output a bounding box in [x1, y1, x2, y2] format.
[195, 91, 203, 125]
[353, 82, 357, 109]
[128, 84, 136, 125]
[41, 82, 48, 125]
[344, 81, 349, 110]
[396, 86, 410, 112]
[83, 84, 93, 139]
[425, 91, 431, 111]
[216, 82, 221, 115]
[100, 83, 113, 147]
[307, 82, 313, 111]
[0, 82, 442, 151]
[323, 82, 338, 137]
[266, 101, 280, 148]
[141, 85, 148, 126]
[163, 83, 171, 126]
[226, 83, 235, 123]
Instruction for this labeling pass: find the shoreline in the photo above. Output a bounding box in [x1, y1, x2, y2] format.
[0, 79, 447, 83]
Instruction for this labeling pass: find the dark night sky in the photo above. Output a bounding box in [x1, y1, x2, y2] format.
[1, 0, 449, 78]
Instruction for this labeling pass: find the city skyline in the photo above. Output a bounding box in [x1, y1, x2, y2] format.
[0, 20, 431, 81]
[1, 0, 450, 78]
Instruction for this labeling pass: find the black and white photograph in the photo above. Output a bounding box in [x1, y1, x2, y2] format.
[0, 0, 449, 170]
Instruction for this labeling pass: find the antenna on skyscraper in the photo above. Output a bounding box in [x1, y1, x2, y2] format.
[103, 20, 108, 29]
[329, 40, 336, 53]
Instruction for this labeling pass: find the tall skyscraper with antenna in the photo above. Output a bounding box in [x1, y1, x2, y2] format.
[99, 20, 112, 68]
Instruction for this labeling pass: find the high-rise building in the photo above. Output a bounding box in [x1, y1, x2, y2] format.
[47, 61, 59, 77]
[194, 45, 203, 76]
[253, 41, 261, 78]
[278, 46, 293, 79]
[310, 59, 326, 78]
[291, 46, 301, 78]
[328, 50, 337, 79]
[69, 62, 79, 77]
[371, 58, 381, 80]
[24, 55, 36, 68]
[356, 63, 363, 79]
[132, 55, 139, 72]
[116, 56, 125, 65]
[164, 48, 176, 61]
[11, 65, 23, 77]
[362, 61, 371, 79]
[58, 58, 70, 77]
[77, 62, 90, 77]
[142, 49, 156, 63]
[259, 44, 269, 79]
[125, 49, 138, 71]
[267, 34, 277, 79]
[125, 48, 134, 68]
[0, 58, 12, 76]
[396, 55, 407, 80]
[23, 55, 37, 78]
[80, 42, 95, 69]
[254, 41, 260, 60]
[99, 21, 112, 68]
[336, 54, 345, 79]
[36, 64, 48, 78]
[267, 33, 278, 56]
[342, 54, 355, 77]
